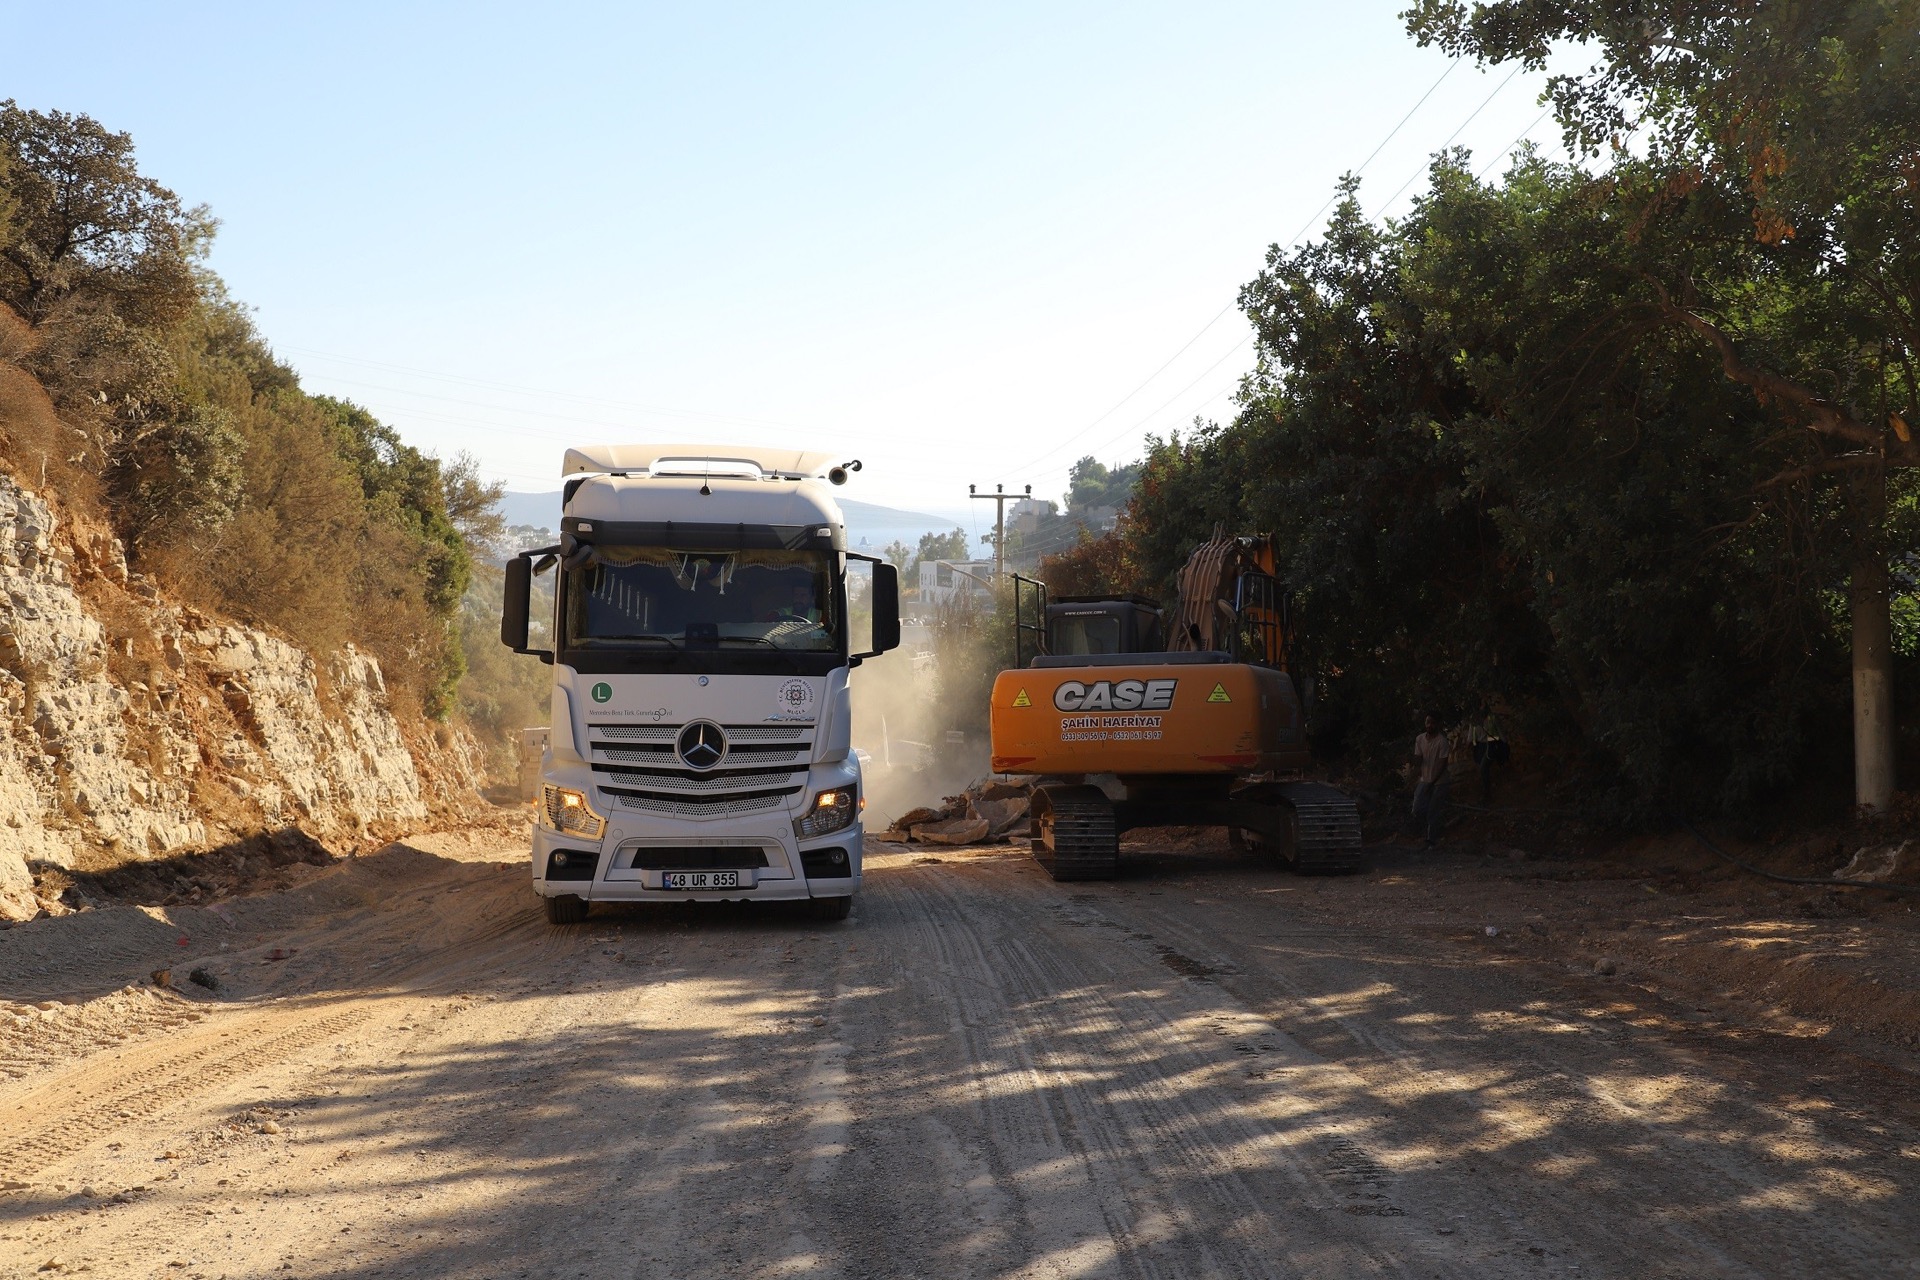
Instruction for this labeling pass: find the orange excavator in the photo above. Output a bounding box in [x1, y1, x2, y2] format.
[988, 533, 1361, 880]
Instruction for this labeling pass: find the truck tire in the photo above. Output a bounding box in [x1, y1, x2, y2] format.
[811, 895, 854, 922]
[1030, 784, 1120, 881]
[545, 893, 589, 924]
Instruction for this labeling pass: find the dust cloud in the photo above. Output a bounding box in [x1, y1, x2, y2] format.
[849, 627, 989, 830]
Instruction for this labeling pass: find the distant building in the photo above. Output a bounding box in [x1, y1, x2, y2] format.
[920, 559, 996, 612]
[1009, 497, 1054, 536]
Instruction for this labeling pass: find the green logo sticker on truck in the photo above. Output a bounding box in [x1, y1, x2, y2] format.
[590, 682, 612, 703]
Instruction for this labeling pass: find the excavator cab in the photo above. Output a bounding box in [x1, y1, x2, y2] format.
[1038, 596, 1164, 661]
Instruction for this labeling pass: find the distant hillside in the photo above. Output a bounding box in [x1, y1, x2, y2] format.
[498, 491, 962, 553]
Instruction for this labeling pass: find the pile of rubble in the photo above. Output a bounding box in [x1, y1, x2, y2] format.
[882, 778, 1034, 845]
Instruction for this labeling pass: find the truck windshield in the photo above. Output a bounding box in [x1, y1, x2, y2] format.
[563, 547, 840, 653]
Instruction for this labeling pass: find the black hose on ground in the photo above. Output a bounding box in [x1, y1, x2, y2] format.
[1682, 822, 1920, 897]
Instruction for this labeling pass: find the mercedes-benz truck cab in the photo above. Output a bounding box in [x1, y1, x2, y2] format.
[499, 444, 901, 925]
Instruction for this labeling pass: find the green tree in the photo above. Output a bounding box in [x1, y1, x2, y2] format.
[1404, 0, 1920, 807]
[1065, 456, 1141, 514]
[917, 527, 969, 561]
[441, 452, 507, 557]
[110, 403, 243, 550]
[0, 103, 498, 721]
[0, 100, 206, 328]
[1405, 151, 1861, 810]
[1132, 183, 1548, 772]
[1122, 147, 1901, 816]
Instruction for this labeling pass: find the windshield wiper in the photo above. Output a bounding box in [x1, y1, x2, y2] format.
[600, 634, 682, 650]
[716, 635, 808, 670]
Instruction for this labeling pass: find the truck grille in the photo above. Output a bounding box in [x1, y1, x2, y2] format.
[589, 722, 811, 817]
[617, 793, 786, 818]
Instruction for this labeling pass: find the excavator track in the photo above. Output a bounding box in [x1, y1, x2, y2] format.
[1029, 784, 1119, 881]
[1273, 781, 1363, 875]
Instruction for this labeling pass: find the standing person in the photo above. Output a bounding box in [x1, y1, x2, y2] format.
[1411, 712, 1451, 848]
[1468, 705, 1508, 803]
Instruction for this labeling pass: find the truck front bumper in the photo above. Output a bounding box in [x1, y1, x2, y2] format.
[530, 819, 863, 903]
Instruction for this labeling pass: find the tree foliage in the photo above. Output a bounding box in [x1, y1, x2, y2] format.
[917, 527, 970, 562]
[1036, 519, 1142, 600]
[1396, 0, 1920, 808]
[1114, 148, 1913, 815]
[1064, 456, 1140, 515]
[1095, 4, 1920, 816]
[0, 102, 490, 718]
[0, 101, 205, 329]
[1404, 1, 1920, 471]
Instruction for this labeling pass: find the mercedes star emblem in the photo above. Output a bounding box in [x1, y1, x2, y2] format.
[676, 720, 726, 770]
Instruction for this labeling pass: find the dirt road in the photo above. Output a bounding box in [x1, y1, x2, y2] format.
[3, 829, 1917, 1278]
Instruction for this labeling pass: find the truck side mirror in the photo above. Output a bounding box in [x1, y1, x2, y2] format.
[869, 562, 901, 655]
[848, 555, 900, 663]
[501, 556, 531, 649]
[501, 553, 555, 663]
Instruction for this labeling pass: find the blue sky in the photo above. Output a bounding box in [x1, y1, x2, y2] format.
[5, 2, 1572, 527]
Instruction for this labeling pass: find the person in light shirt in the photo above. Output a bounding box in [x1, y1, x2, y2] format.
[1410, 711, 1450, 848]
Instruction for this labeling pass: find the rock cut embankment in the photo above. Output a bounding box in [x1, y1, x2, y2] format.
[0, 472, 479, 920]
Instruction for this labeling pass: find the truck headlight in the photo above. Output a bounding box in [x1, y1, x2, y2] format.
[541, 785, 607, 839]
[792, 785, 857, 840]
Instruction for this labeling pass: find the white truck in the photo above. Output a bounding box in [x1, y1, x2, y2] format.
[499, 444, 901, 924]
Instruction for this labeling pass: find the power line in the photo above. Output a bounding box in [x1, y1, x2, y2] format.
[1025, 67, 1557, 481]
[1015, 304, 1241, 474]
[1006, 56, 1464, 481]
[1478, 107, 1555, 179]
[1270, 56, 1464, 255]
[1373, 63, 1523, 218]
[1074, 333, 1253, 463]
[283, 345, 811, 433]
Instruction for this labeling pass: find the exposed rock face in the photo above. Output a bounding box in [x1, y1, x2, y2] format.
[184, 625, 426, 834]
[0, 474, 451, 920]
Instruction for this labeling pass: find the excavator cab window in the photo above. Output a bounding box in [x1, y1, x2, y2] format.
[1052, 612, 1122, 655]
[1138, 612, 1165, 653]
[1043, 597, 1165, 658]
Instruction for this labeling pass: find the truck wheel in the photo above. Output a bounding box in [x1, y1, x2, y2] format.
[811, 895, 853, 922]
[545, 893, 588, 924]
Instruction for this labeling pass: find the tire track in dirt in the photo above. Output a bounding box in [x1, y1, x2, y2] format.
[0, 1005, 369, 1181]
[855, 854, 1451, 1278]
[1, 988, 210, 1083]
[4, 835, 1915, 1279]
[1094, 875, 1918, 1277]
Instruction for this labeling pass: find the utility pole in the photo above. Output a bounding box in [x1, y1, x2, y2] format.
[969, 482, 1031, 585]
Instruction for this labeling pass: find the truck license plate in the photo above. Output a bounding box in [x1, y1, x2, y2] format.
[662, 871, 741, 890]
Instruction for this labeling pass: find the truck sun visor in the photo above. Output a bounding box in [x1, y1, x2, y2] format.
[562, 518, 846, 553]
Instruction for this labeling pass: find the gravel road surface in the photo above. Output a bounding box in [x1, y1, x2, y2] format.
[2, 831, 1916, 1278]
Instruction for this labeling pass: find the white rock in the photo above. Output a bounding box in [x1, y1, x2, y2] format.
[0, 474, 435, 920]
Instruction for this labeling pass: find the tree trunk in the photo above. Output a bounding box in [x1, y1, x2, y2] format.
[1849, 464, 1897, 812]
